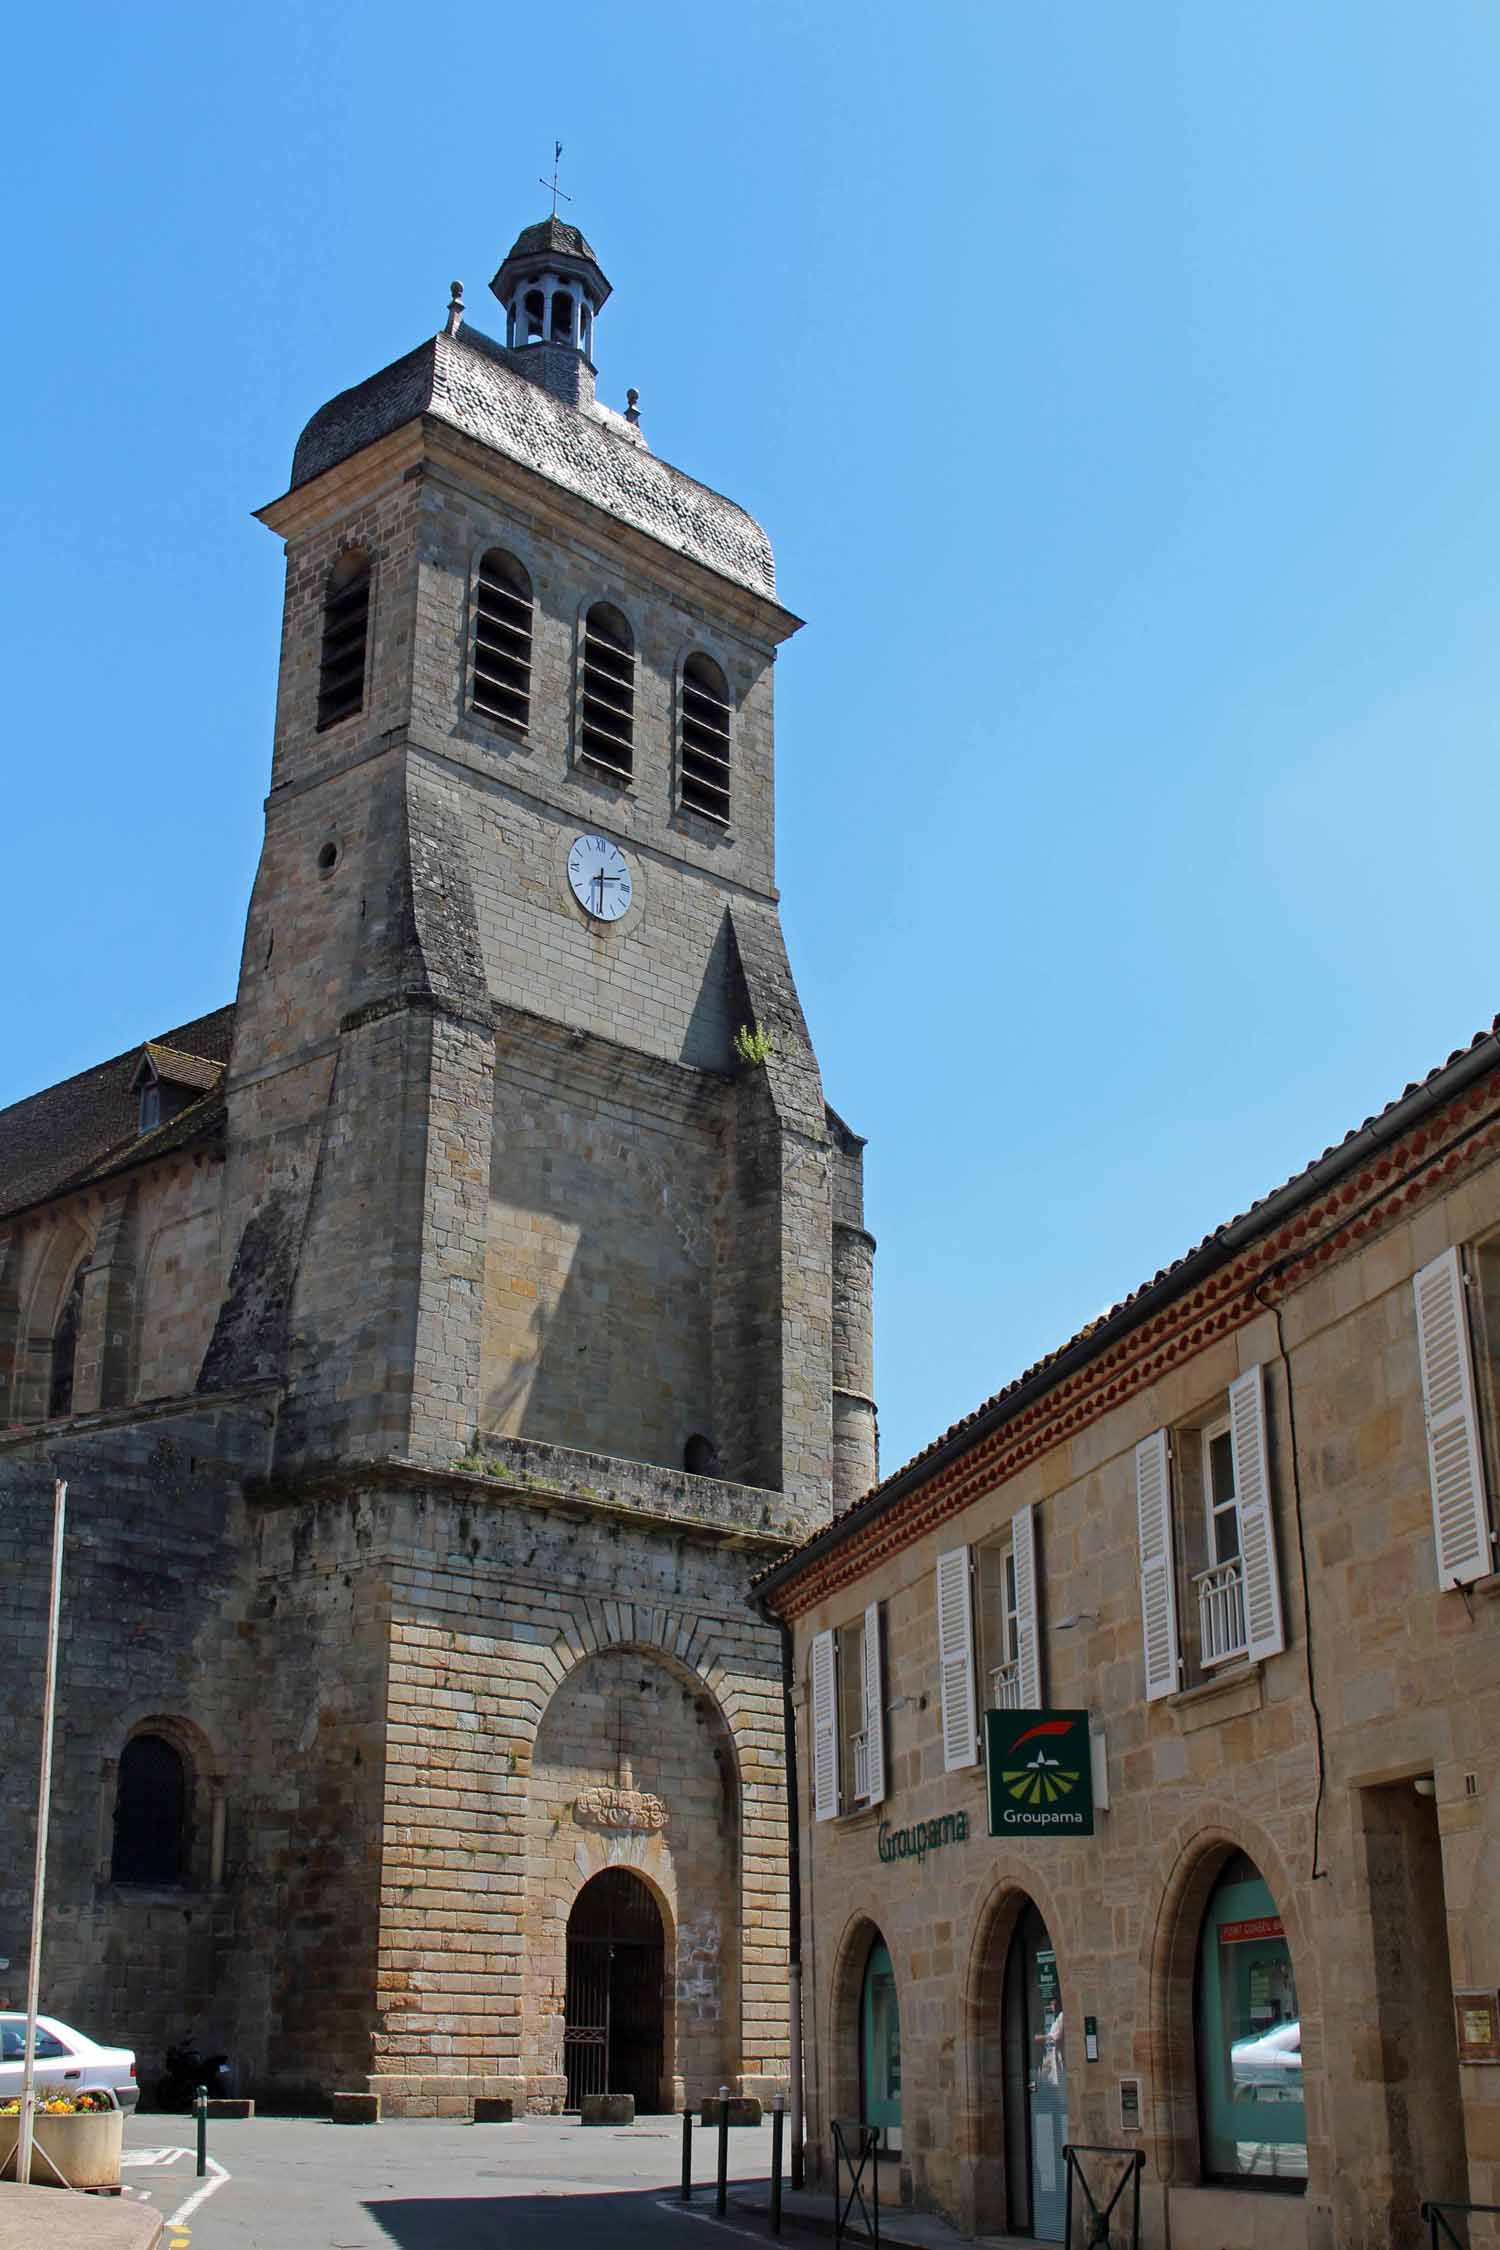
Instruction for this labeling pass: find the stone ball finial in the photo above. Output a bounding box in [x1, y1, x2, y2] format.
[625, 387, 641, 427]
[446, 280, 465, 337]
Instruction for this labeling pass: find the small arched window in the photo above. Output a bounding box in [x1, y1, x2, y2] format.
[1195, 1851, 1306, 2186]
[580, 603, 635, 781]
[472, 551, 533, 734]
[316, 549, 371, 733]
[48, 1262, 86, 1420]
[680, 654, 732, 824]
[111, 1732, 189, 1886]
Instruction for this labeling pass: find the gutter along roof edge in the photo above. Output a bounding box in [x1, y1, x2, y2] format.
[756, 1017, 1500, 1607]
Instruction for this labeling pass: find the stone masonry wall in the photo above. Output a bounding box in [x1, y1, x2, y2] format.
[2, 1150, 227, 1423]
[256, 1467, 797, 2116]
[482, 1023, 723, 1471]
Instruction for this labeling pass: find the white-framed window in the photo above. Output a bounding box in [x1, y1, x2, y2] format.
[1195, 1418, 1248, 1667]
[976, 1503, 1042, 1714]
[993, 1543, 1021, 1707]
[811, 1602, 885, 1821]
[1135, 1366, 1285, 1701]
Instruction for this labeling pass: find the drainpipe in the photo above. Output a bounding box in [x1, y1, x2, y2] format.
[771, 1608, 805, 2189]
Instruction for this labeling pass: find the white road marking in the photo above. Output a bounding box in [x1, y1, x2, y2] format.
[166, 2155, 230, 2228]
[122, 2145, 192, 2167]
[657, 2197, 769, 2245]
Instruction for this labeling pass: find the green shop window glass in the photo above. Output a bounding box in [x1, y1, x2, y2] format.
[1195, 1854, 1306, 2187]
[861, 1940, 903, 2150]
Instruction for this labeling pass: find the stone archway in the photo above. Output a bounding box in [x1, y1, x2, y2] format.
[525, 1643, 739, 2109]
[564, 1867, 667, 2110]
[14, 1218, 90, 1422]
[1137, 1811, 1321, 2197]
[959, 1866, 1074, 2238]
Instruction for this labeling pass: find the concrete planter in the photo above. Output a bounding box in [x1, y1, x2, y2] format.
[0, 2104, 125, 2189]
[580, 2092, 634, 2125]
[700, 2095, 762, 2127]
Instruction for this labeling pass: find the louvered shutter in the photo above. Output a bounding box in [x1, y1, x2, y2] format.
[1135, 1430, 1180, 1701]
[1012, 1502, 1042, 1707]
[811, 1628, 839, 1821]
[936, 1546, 979, 1770]
[1413, 1248, 1493, 1588]
[1228, 1365, 1285, 1662]
[862, 1601, 886, 1805]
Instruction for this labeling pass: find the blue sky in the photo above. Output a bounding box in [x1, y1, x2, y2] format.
[5, 3, 1500, 1477]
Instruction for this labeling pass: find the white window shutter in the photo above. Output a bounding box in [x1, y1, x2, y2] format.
[1012, 1502, 1042, 1708]
[862, 1600, 886, 1806]
[936, 1546, 979, 1769]
[1229, 1365, 1285, 1663]
[1413, 1248, 1493, 1588]
[1135, 1430, 1180, 1701]
[811, 1628, 839, 1821]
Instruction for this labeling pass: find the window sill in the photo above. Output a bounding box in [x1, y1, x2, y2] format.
[103, 1883, 214, 1905]
[1467, 1569, 1500, 1601]
[1170, 1663, 1263, 1732]
[836, 1801, 885, 1831]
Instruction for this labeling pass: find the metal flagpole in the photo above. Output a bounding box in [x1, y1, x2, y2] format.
[18, 1478, 66, 2191]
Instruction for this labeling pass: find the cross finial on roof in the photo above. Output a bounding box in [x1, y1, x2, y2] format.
[540, 141, 571, 218]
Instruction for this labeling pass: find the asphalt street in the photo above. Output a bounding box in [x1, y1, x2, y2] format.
[117, 2111, 817, 2250]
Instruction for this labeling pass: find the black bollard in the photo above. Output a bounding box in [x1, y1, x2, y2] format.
[716, 2085, 730, 2216]
[194, 2084, 208, 2178]
[771, 2099, 784, 2235]
[681, 2107, 693, 2202]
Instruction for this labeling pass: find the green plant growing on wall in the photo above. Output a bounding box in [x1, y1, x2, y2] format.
[733, 1021, 774, 1068]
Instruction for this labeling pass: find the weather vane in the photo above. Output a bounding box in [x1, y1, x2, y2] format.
[540, 141, 571, 218]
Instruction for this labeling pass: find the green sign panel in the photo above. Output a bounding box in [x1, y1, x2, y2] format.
[985, 1709, 1095, 1837]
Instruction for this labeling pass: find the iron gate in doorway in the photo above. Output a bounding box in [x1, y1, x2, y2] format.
[563, 1868, 666, 2111]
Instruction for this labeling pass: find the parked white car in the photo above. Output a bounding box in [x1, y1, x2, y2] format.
[0, 2015, 138, 2112]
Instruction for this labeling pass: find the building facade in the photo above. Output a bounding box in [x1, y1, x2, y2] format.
[761, 1025, 1500, 2250]
[0, 215, 876, 2113]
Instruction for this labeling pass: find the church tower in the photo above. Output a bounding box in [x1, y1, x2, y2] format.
[212, 212, 879, 1510]
[0, 208, 875, 2116]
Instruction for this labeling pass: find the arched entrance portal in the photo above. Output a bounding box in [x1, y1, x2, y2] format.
[564, 1870, 666, 2111]
[1001, 1902, 1067, 2240]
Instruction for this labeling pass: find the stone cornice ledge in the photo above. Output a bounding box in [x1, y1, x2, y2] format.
[251, 1436, 825, 1552]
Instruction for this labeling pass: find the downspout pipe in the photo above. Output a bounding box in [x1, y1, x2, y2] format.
[762, 1600, 804, 2190]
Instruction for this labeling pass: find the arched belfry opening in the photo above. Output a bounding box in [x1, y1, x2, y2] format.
[564, 1869, 666, 2112]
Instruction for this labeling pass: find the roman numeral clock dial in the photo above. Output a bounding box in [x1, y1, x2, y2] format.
[567, 833, 634, 923]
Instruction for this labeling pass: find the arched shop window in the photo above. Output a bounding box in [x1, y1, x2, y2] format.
[860, 1939, 902, 2151]
[1195, 1852, 1306, 2187]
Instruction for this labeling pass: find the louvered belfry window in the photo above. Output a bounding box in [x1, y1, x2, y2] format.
[680, 653, 732, 822]
[473, 549, 533, 733]
[580, 602, 635, 779]
[316, 550, 371, 732]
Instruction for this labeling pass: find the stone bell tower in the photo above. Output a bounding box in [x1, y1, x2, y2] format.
[207, 210, 879, 1511]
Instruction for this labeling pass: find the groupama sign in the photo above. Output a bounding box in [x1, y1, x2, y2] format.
[985, 1710, 1095, 1836]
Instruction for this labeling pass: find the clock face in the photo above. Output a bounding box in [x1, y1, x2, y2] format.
[567, 833, 633, 922]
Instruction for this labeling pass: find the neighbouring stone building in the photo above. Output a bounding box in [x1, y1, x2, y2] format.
[0, 213, 877, 2114]
[760, 1021, 1500, 2250]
